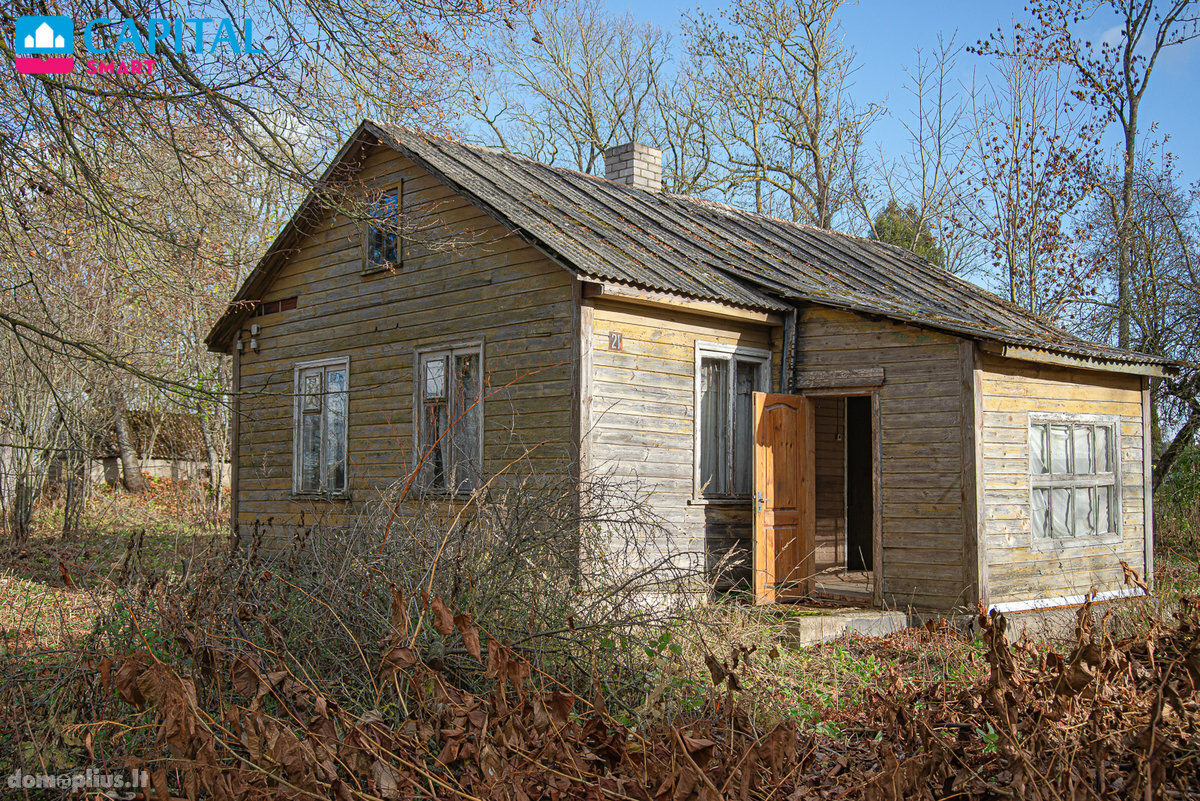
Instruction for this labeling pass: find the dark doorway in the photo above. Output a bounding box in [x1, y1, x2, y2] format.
[845, 396, 874, 571]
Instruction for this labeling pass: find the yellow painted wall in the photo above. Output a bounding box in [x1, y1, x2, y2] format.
[978, 355, 1147, 605]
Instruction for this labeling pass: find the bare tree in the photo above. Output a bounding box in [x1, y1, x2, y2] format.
[0, 282, 76, 542]
[962, 26, 1102, 318]
[0, 0, 521, 526]
[466, 0, 673, 174]
[854, 35, 979, 272]
[992, 0, 1200, 346]
[683, 0, 879, 227]
[1079, 162, 1200, 487]
[0, 124, 276, 529]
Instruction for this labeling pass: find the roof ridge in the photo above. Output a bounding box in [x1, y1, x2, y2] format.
[371, 119, 657, 194]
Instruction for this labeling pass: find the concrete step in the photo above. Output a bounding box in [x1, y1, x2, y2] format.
[780, 607, 910, 647]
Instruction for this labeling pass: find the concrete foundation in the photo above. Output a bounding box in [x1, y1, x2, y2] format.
[781, 607, 909, 647]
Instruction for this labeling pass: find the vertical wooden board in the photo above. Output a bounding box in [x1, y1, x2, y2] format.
[230, 340, 241, 532]
[871, 390, 883, 607]
[1142, 376, 1154, 590]
[959, 339, 984, 607]
[577, 294, 594, 477]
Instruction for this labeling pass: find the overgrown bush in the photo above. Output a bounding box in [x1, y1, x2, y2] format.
[1157, 445, 1200, 558]
[6, 463, 1200, 799]
[130, 470, 703, 715]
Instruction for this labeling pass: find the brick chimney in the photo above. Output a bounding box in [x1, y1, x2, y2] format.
[604, 142, 662, 192]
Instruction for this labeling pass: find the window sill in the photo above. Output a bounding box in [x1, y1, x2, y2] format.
[413, 486, 480, 501]
[688, 496, 752, 506]
[362, 262, 401, 277]
[289, 491, 351, 502]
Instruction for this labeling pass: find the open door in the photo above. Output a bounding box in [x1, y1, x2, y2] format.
[753, 393, 815, 604]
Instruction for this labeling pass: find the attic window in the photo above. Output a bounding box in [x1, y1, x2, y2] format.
[253, 296, 297, 317]
[364, 185, 401, 273]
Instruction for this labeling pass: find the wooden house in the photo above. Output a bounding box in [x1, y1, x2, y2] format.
[206, 122, 1176, 613]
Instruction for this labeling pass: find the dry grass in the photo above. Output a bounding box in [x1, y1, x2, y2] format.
[1, 473, 1198, 798]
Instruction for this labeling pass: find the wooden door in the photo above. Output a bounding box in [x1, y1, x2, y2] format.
[753, 392, 815, 604]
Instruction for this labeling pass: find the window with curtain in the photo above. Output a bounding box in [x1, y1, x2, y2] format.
[417, 345, 482, 493]
[696, 345, 769, 497]
[294, 358, 349, 495]
[1029, 419, 1118, 541]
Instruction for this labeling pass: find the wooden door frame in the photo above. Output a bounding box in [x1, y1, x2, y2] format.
[798, 388, 883, 607]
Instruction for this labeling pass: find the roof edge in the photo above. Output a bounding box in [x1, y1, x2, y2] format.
[979, 342, 1179, 378]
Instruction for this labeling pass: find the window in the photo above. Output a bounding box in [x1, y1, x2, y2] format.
[1029, 419, 1118, 541]
[364, 185, 400, 272]
[253, 296, 297, 317]
[417, 344, 483, 493]
[294, 358, 349, 495]
[695, 344, 770, 497]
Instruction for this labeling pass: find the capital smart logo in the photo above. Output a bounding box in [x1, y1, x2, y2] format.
[15, 16, 76, 75]
[12, 14, 268, 76]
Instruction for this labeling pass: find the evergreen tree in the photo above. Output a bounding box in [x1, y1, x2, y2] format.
[872, 201, 946, 267]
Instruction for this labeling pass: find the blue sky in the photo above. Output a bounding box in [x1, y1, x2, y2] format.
[620, 0, 1200, 182]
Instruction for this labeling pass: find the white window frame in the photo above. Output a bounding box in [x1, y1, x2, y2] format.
[292, 356, 350, 497]
[363, 181, 402, 273]
[414, 340, 485, 494]
[1027, 413, 1122, 549]
[692, 341, 771, 501]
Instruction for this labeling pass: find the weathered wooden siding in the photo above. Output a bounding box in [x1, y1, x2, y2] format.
[813, 396, 846, 573]
[234, 145, 576, 528]
[977, 354, 1147, 605]
[795, 306, 969, 610]
[586, 299, 782, 588]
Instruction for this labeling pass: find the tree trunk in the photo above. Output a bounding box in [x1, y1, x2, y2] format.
[1152, 404, 1200, 492]
[113, 401, 147, 493]
[199, 414, 222, 508]
[1116, 103, 1138, 349]
[10, 473, 34, 546]
[61, 447, 88, 540]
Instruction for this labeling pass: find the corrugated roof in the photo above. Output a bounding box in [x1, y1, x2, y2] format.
[370, 123, 786, 313]
[371, 123, 1168, 368]
[207, 120, 1173, 370]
